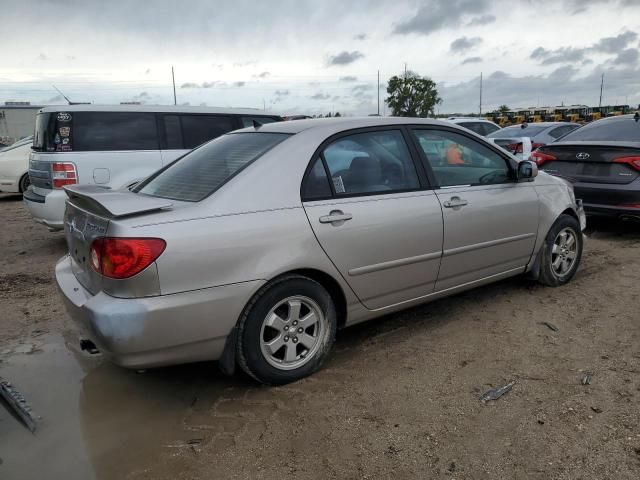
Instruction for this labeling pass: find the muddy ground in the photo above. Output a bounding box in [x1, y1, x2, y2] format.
[0, 193, 639, 480]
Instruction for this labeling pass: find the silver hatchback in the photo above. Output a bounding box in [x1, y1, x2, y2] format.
[56, 117, 586, 384]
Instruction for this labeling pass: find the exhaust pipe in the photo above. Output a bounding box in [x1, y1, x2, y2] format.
[80, 339, 100, 355]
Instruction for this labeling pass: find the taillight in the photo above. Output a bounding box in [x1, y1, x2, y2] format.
[506, 142, 523, 153]
[613, 156, 640, 171]
[505, 142, 545, 154]
[531, 150, 556, 166]
[89, 237, 166, 279]
[52, 162, 77, 188]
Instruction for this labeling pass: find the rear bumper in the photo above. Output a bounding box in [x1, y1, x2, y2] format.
[574, 179, 640, 219]
[55, 255, 264, 369]
[23, 188, 66, 229]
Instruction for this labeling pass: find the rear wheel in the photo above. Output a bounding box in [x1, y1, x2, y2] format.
[237, 275, 336, 385]
[19, 173, 30, 193]
[538, 214, 583, 287]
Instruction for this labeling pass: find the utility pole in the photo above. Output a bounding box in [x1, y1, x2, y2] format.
[377, 69, 380, 116]
[479, 72, 483, 116]
[599, 73, 604, 108]
[171, 66, 177, 105]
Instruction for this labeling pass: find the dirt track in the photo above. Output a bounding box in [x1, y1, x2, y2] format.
[1, 193, 639, 479]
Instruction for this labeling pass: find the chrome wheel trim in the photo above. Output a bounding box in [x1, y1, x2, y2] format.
[551, 227, 578, 277]
[259, 295, 326, 371]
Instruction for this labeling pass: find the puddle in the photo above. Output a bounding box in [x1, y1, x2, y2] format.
[0, 332, 236, 479]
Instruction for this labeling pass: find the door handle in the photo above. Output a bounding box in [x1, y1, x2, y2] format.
[319, 210, 353, 224]
[443, 196, 468, 208]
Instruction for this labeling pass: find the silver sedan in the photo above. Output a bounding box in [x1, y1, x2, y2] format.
[56, 117, 586, 384]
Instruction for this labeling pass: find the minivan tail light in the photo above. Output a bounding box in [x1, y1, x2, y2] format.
[530, 150, 556, 166]
[613, 156, 640, 171]
[89, 237, 166, 279]
[52, 162, 77, 188]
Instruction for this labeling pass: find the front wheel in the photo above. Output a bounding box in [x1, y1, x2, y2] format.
[538, 214, 583, 287]
[237, 275, 337, 385]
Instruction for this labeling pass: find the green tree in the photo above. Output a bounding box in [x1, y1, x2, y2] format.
[498, 104, 510, 114]
[386, 72, 442, 117]
[334, 111, 341, 117]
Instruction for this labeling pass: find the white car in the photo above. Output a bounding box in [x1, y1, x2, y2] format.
[446, 117, 501, 136]
[0, 136, 32, 193]
[24, 105, 281, 230]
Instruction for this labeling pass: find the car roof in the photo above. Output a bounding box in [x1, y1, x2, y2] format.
[237, 116, 451, 135]
[501, 122, 579, 128]
[37, 104, 280, 116]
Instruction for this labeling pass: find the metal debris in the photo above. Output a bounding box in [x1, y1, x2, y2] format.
[479, 381, 515, 402]
[0, 377, 38, 433]
[581, 372, 593, 385]
[541, 321, 559, 332]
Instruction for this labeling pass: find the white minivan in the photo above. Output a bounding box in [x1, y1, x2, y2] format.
[24, 105, 281, 229]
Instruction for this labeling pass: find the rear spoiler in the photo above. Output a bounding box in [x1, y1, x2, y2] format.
[64, 185, 173, 218]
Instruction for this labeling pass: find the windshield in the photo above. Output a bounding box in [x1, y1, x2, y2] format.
[487, 125, 548, 138]
[560, 117, 640, 142]
[135, 132, 290, 202]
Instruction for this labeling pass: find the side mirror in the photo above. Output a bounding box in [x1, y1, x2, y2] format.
[518, 160, 538, 182]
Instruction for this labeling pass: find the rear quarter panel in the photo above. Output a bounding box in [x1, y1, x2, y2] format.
[110, 207, 360, 309]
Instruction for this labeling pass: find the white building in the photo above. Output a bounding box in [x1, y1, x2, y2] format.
[0, 102, 43, 145]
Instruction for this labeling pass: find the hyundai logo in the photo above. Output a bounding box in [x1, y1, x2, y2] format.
[576, 152, 590, 160]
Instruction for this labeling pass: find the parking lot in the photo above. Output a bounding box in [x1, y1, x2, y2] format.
[0, 192, 638, 479]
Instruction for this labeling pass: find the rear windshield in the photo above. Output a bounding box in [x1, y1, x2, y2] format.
[560, 118, 640, 142]
[135, 132, 289, 202]
[487, 125, 548, 138]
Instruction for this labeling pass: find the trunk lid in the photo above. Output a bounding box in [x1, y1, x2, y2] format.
[537, 141, 640, 185]
[63, 186, 173, 294]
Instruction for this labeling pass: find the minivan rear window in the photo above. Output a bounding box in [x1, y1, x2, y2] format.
[135, 132, 290, 202]
[73, 112, 158, 151]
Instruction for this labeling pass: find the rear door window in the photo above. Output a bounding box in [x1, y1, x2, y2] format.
[163, 115, 184, 149]
[73, 112, 158, 151]
[136, 132, 289, 202]
[458, 122, 485, 135]
[482, 123, 501, 135]
[321, 130, 420, 196]
[181, 115, 236, 149]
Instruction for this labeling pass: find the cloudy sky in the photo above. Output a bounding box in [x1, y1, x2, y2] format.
[1, 0, 639, 115]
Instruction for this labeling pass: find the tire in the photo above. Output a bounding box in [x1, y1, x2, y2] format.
[237, 275, 337, 385]
[19, 173, 30, 193]
[538, 214, 583, 287]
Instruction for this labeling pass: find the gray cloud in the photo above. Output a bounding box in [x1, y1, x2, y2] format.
[233, 81, 246, 87]
[352, 84, 373, 94]
[327, 50, 364, 66]
[339, 75, 358, 82]
[467, 14, 496, 26]
[253, 71, 271, 78]
[461, 56, 483, 65]
[311, 92, 331, 100]
[181, 81, 227, 88]
[354, 33, 367, 40]
[46, 94, 65, 104]
[530, 46, 586, 65]
[613, 48, 639, 65]
[592, 31, 638, 53]
[441, 64, 640, 112]
[66, 55, 76, 61]
[38, 53, 47, 61]
[145, 68, 151, 74]
[450, 36, 483, 54]
[273, 89, 290, 103]
[393, 0, 490, 35]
